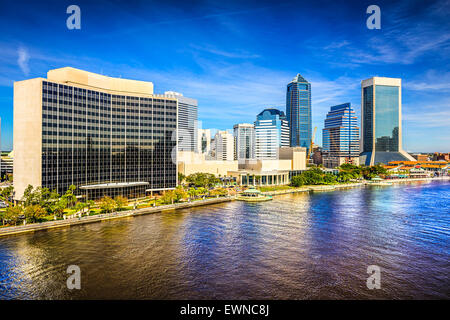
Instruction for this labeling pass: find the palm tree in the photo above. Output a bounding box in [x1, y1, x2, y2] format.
[188, 188, 197, 202]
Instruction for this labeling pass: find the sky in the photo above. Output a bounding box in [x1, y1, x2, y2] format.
[0, 0, 449, 152]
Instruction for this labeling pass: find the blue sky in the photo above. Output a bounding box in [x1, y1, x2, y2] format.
[0, 0, 449, 152]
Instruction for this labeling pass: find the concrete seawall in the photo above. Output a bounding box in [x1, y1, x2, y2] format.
[0, 197, 233, 238]
[262, 183, 364, 196]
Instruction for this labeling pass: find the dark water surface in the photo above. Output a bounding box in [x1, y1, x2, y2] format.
[0, 180, 449, 299]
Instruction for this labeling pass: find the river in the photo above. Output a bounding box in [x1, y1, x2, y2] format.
[0, 180, 449, 299]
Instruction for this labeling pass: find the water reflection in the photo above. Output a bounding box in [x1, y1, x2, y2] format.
[0, 181, 448, 299]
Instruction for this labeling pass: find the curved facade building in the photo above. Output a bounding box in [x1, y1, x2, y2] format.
[13, 67, 177, 200]
[322, 103, 360, 168]
[254, 109, 289, 159]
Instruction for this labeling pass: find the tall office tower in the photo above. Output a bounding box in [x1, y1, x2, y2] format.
[13, 67, 177, 200]
[233, 123, 255, 161]
[197, 128, 211, 155]
[286, 74, 311, 150]
[322, 103, 360, 168]
[164, 91, 198, 152]
[254, 109, 290, 160]
[360, 77, 415, 165]
[214, 130, 234, 161]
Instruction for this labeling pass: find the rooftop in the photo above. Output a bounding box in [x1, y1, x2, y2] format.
[291, 73, 308, 83]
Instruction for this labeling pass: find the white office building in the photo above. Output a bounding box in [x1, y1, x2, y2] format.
[233, 123, 255, 161]
[164, 91, 198, 152]
[255, 109, 290, 159]
[214, 130, 235, 161]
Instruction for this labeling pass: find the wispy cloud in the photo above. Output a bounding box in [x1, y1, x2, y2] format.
[190, 44, 260, 59]
[405, 70, 450, 91]
[17, 47, 29, 76]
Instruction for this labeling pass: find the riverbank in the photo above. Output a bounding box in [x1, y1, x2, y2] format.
[0, 196, 232, 238]
[262, 177, 449, 196]
[1, 177, 447, 238]
[262, 182, 365, 196]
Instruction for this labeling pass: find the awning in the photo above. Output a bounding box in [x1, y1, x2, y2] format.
[79, 182, 149, 190]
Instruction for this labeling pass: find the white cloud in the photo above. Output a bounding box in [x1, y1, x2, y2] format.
[17, 47, 30, 76]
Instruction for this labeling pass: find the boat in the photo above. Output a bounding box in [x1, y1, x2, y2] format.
[236, 187, 273, 202]
[368, 176, 392, 186]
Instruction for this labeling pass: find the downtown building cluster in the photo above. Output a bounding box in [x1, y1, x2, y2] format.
[13, 68, 415, 200]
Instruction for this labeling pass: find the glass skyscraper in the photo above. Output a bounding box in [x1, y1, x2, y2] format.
[360, 77, 415, 165]
[254, 109, 289, 160]
[322, 103, 360, 168]
[286, 74, 311, 150]
[13, 67, 177, 200]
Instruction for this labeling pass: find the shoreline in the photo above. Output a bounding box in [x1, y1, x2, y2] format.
[0, 177, 448, 238]
[0, 197, 232, 238]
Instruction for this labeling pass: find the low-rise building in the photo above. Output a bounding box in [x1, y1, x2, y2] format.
[433, 153, 450, 161]
[178, 151, 238, 177]
[178, 147, 307, 186]
[412, 154, 429, 161]
[385, 160, 449, 177]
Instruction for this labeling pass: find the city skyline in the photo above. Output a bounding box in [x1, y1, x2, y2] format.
[0, 0, 449, 152]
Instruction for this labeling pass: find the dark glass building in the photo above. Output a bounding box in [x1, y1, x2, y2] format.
[360, 77, 415, 165]
[322, 103, 360, 168]
[14, 68, 177, 200]
[286, 74, 311, 150]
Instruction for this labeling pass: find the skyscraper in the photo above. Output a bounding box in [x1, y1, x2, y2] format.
[254, 109, 289, 160]
[233, 123, 255, 161]
[322, 103, 360, 168]
[164, 91, 198, 152]
[214, 130, 234, 161]
[286, 74, 311, 150]
[13, 67, 177, 200]
[360, 77, 415, 165]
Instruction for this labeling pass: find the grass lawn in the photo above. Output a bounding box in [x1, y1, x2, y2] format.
[257, 185, 295, 192]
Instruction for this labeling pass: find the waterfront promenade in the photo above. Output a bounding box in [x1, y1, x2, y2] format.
[0, 196, 233, 237]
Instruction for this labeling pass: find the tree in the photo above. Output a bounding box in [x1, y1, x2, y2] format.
[197, 187, 208, 199]
[0, 185, 15, 206]
[178, 172, 186, 185]
[210, 188, 227, 197]
[86, 200, 95, 215]
[21, 185, 38, 207]
[4, 206, 23, 226]
[188, 187, 197, 201]
[291, 175, 306, 187]
[160, 190, 176, 204]
[323, 173, 337, 184]
[61, 185, 77, 209]
[173, 186, 188, 202]
[290, 168, 338, 187]
[24, 205, 46, 223]
[74, 202, 88, 215]
[100, 196, 115, 213]
[114, 196, 128, 211]
[186, 173, 220, 189]
[51, 198, 68, 218]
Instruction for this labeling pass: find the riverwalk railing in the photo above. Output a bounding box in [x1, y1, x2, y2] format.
[0, 196, 233, 237]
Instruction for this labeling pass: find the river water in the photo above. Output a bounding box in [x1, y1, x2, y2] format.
[0, 180, 449, 299]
